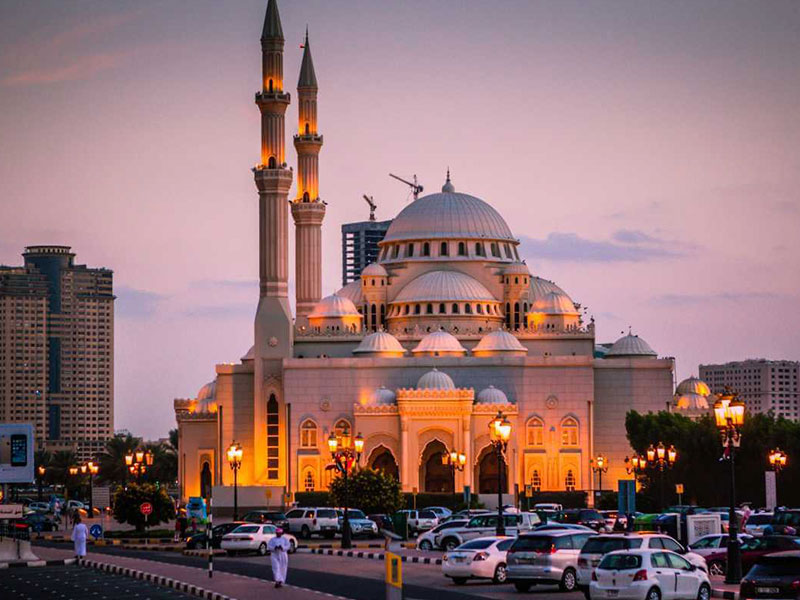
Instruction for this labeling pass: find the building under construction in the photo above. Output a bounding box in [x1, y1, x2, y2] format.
[341, 219, 392, 286]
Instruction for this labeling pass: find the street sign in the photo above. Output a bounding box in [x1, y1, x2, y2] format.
[140, 502, 153, 516]
[0, 504, 23, 519]
[89, 524, 103, 539]
[0, 424, 34, 484]
[525, 484, 532, 498]
[385, 551, 402, 600]
[618, 480, 636, 515]
[92, 486, 111, 512]
[765, 471, 777, 510]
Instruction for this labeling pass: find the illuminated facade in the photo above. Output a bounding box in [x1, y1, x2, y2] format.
[174, 0, 675, 509]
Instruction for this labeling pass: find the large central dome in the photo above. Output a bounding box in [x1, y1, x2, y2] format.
[382, 187, 516, 243]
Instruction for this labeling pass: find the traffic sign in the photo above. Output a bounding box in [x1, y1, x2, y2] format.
[89, 524, 103, 539]
[140, 502, 153, 516]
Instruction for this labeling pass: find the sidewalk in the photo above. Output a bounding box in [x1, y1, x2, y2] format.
[34, 545, 346, 600]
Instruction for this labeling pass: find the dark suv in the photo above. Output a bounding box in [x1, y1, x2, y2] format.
[242, 510, 289, 530]
[559, 509, 606, 531]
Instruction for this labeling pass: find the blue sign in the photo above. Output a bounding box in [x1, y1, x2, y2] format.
[618, 480, 636, 515]
[89, 524, 103, 540]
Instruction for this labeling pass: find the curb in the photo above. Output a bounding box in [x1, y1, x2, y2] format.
[304, 547, 442, 565]
[300, 543, 384, 549]
[183, 549, 226, 557]
[78, 558, 232, 600]
[0, 558, 77, 569]
[712, 589, 739, 600]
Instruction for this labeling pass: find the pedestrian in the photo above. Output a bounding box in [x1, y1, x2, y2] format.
[174, 516, 182, 542]
[267, 528, 291, 588]
[191, 516, 198, 534]
[179, 513, 188, 538]
[71, 514, 88, 560]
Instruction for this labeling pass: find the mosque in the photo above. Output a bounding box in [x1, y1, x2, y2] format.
[174, 0, 703, 509]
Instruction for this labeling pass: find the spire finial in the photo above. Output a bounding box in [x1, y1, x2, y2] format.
[261, 0, 284, 42]
[441, 168, 455, 193]
[298, 24, 318, 88]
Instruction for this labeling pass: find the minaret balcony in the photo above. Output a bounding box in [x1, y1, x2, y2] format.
[255, 90, 291, 104]
[294, 133, 323, 143]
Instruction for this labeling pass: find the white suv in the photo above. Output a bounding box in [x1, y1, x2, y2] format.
[397, 509, 439, 534]
[285, 507, 339, 539]
[438, 512, 542, 551]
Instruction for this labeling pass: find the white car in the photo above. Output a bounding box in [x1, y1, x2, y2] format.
[425, 506, 453, 520]
[442, 536, 514, 585]
[742, 512, 773, 536]
[221, 524, 297, 556]
[688, 534, 752, 558]
[397, 509, 439, 534]
[416, 519, 469, 551]
[590, 549, 711, 600]
[284, 507, 339, 539]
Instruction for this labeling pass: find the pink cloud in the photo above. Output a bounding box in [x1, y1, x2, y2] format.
[2, 52, 124, 86]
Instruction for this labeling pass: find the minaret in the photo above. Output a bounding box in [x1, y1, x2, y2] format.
[252, 0, 292, 485]
[291, 28, 325, 325]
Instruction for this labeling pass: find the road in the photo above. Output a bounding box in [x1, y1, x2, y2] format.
[34, 541, 585, 600]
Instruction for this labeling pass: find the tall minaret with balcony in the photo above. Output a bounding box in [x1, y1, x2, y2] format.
[291, 28, 325, 326]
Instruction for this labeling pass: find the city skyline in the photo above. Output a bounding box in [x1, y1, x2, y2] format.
[1, 0, 799, 439]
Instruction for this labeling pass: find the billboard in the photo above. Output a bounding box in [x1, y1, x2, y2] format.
[0, 423, 35, 484]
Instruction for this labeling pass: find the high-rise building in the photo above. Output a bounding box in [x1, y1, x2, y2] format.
[0, 246, 114, 459]
[700, 359, 799, 420]
[341, 219, 392, 286]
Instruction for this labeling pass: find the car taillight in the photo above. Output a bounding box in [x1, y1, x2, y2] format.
[633, 570, 647, 582]
[592, 571, 598, 581]
[473, 552, 489, 561]
[790, 580, 800, 591]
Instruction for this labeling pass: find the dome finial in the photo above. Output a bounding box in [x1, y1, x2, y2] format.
[442, 168, 455, 193]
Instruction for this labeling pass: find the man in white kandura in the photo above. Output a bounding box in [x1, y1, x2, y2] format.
[267, 528, 291, 588]
[71, 514, 88, 559]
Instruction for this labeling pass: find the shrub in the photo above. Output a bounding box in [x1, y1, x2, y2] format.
[112, 483, 174, 532]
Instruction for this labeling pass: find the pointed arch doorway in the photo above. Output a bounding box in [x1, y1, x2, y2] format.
[420, 440, 453, 493]
[475, 446, 508, 494]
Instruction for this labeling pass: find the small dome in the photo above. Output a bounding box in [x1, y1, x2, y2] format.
[361, 262, 388, 277]
[531, 291, 579, 315]
[676, 376, 711, 397]
[606, 333, 657, 358]
[336, 281, 363, 305]
[530, 277, 567, 300]
[309, 293, 361, 318]
[195, 380, 217, 413]
[442, 171, 455, 193]
[675, 393, 710, 411]
[394, 270, 496, 303]
[503, 262, 531, 276]
[371, 385, 397, 405]
[353, 331, 406, 356]
[412, 330, 468, 355]
[476, 385, 509, 404]
[417, 368, 455, 390]
[473, 330, 527, 355]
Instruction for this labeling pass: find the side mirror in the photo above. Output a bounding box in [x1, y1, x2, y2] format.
[689, 564, 697, 571]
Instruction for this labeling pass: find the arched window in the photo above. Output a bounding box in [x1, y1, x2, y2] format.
[370, 304, 377, 330]
[404, 305, 409, 315]
[414, 304, 421, 314]
[515, 277, 519, 284]
[334, 419, 351, 438]
[526, 417, 544, 446]
[267, 394, 279, 479]
[458, 242, 466, 256]
[475, 243, 485, 256]
[268, 156, 277, 169]
[505, 303, 511, 328]
[491, 242, 500, 257]
[531, 469, 542, 491]
[452, 303, 460, 314]
[439, 303, 446, 314]
[303, 191, 310, 202]
[561, 417, 579, 446]
[440, 242, 448, 256]
[565, 469, 576, 491]
[426, 303, 433, 314]
[300, 420, 317, 448]
[514, 302, 520, 330]
[303, 469, 315, 491]
[268, 79, 274, 92]
[504, 244, 512, 258]
[422, 242, 430, 256]
[476, 304, 483, 314]
[380, 304, 386, 326]
[392, 245, 399, 258]
[407, 243, 414, 257]
[304, 122, 310, 135]
[465, 303, 472, 314]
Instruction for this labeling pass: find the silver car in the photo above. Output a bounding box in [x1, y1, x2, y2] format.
[438, 512, 542, 551]
[506, 529, 596, 592]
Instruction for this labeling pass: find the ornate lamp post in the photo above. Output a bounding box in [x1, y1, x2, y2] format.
[442, 450, 467, 502]
[37, 465, 46, 502]
[227, 441, 243, 521]
[768, 448, 787, 505]
[488, 411, 512, 536]
[126, 449, 154, 482]
[85, 461, 98, 515]
[624, 454, 648, 476]
[328, 428, 364, 549]
[646, 442, 677, 512]
[591, 454, 609, 503]
[713, 390, 745, 584]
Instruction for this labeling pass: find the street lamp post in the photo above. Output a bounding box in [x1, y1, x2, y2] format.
[768, 448, 787, 507]
[328, 428, 364, 549]
[442, 450, 467, 505]
[713, 390, 745, 585]
[37, 466, 46, 502]
[227, 442, 243, 521]
[646, 442, 677, 512]
[126, 449, 154, 482]
[488, 411, 512, 536]
[591, 455, 609, 505]
[85, 461, 98, 515]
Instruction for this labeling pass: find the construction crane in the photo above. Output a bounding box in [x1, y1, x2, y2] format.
[389, 173, 423, 201]
[362, 195, 377, 221]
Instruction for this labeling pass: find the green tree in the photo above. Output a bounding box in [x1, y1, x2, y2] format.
[112, 483, 175, 532]
[329, 468, 403, 515]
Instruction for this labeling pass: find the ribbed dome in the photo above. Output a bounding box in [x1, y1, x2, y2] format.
[606, 333, 657, 358]
[503, 262, 531, 275]
[394, 270, 496, 303]
[417, 368, 456, 390]
[675, 393, 710, 411]
[370, 385, 397, 405]
[473, 330, 527, 355]
[531, 291, 579, 315]
[309, 293, 361, 318]
[336, 281, 363, 305]
[412, 330, 468, 355]
[195, 380, 217, 413]
[353, 331, 406, 356]
[530, 277, 567, 300]
[382, 190, 515, 243]
[476, 385, 509, 404]
[676, 376, 711, 397]
[361, 263, 388, 277]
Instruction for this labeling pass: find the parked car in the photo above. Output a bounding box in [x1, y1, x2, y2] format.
[22, 512, 57, 532]
[560, 509, 608, 532]
[601, 511, 628, 530]
[506, 529, 597, 592]
[705, 536, 800, 577]
[186, 522, 245, 549]
[397, 509, 439, 535]
[242, 510, 289, 530]
[590, 549, 711, 600]
[771, 509, 800, 535]
[442, 536, 514, 585]
[285, 507, 339, 539]
[367, 513, 394, 534]
[425, 506, 453, 520]
[742, 513, 773, 537]
[688, 533, 752, 558]
[451, 509, 490, 520]
[416, 519, 469, 551]
[537, 523, 596, 532]
[739, 551, 800, 600]
[534, 503, 564, 512]
[439, 512, 542, 551]
[27, 501, 50, 513]
[336, 509, 379, 538]
[221, 524, 297, 556]
[66, 500, 85, 511]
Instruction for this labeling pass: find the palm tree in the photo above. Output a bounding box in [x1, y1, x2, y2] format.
[48, 450, 80, 497]
[97, 433, 141, 485]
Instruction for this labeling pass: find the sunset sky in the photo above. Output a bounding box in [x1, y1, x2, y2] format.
[1, 0, 798, 439]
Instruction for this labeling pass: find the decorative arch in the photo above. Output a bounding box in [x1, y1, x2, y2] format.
[300, 419, 318, 448]
[334, 418, 351, 437]
[419, 439, 452, 493]
[417, 428, 454, 455]
[199, 457, 212, 499]
[560, 416, 579, 447]
[474, 445, 508, 494]
[368, 444, 399, 480]
[526, 416, 544, 446]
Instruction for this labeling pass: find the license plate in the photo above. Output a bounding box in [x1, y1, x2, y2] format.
[606, 590, 619, 597]
[453, 557, 466, 563]
[756, 588, 779, 594]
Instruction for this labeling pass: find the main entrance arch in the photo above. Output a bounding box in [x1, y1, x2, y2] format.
[475, 446, 508, 494]
[368, 446, 399, 480]
[420, 440, 453, 493]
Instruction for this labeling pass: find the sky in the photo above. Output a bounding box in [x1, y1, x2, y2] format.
[1, 0, 798, 440]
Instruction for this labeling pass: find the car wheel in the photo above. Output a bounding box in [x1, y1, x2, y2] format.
[258, 542, 267, 556]
[301, 525, 311, 539]
[419, 540, 433, 551]
[442, 538, 459, 551]
[560, 568, 577, 592]
[707, 560, 726, 577]
[493, 563, 507, 584]
[697, 583, 711, 600]
[514, 582, 532, 592]
[452, 577, 468, 585]
[646, 587, 661, 600]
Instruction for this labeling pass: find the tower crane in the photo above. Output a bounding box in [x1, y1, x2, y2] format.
[389, 173, 423, 201]
[362, 195, 377, 221]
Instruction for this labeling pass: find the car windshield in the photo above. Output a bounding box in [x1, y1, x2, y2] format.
[746, 514, 771, 525]
[749, 558, 800, 576]
[266, 513, 286, 519]
[457, 539, 495, 550]
[419, 511, 436, 519]
[232, 525, 259, 533]
[580, 510, 604, 521]
[512, 536, 553, 551]
[347, 510, 366, 519]
[434, 521, 465, 532]
[582, 537, 642, 554]
[599, 554, 642, 570]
